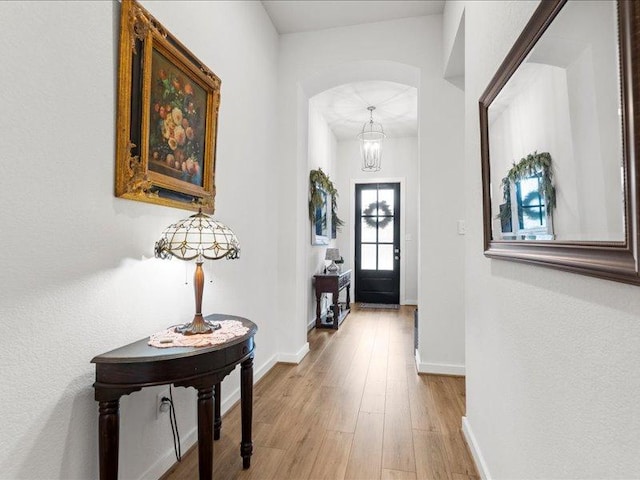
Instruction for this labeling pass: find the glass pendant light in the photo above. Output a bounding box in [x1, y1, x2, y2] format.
[358, 106, 385, 172]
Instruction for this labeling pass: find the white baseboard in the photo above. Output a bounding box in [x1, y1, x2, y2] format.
[403, 299, 418, 305]
[140, 426, 198, 480]
[278, 342, 310, 364]
[255, 353, 279, 382]
[414, 349, 465, 376]
[462, 416, 491, 480]
[138, 353, 279, 480]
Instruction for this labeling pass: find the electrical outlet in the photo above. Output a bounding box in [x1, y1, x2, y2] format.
[156, 389, 170, 419]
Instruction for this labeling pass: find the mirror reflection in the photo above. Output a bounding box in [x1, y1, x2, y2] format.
[488, 0, 624, 242]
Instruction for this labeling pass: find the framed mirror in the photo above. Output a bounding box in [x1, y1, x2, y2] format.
[479, 0, 640, 285]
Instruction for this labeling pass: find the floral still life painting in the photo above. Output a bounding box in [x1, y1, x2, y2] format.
[115, 0, 221, 213]
[148, 50, 207, 188]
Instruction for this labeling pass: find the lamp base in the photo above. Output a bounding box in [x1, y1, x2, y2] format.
[326, 261, 339, 273]
[175, 314, 221, 335]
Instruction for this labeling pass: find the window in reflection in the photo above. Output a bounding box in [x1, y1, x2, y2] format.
[500, 172, 553, 240]
[517, 174, 546, 230]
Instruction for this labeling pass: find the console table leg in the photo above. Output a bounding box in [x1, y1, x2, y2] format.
[240, 356, 254, 469]
[197, 387, 214, 480]
[332, 288, 340, 329]
[315, 291, 322, 328]
[98, 400, 120, 480]
[214, 383, 221, 441]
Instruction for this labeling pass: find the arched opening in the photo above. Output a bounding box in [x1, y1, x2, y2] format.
[299, 60, 422, 335]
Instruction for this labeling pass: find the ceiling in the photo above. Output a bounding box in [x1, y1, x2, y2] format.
[262, 0, 445, 34]
[262, 1, 427, 140]
[310, 81, 418, 140]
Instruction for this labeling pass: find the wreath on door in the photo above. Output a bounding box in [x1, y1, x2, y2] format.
[363, 200, 392, 229]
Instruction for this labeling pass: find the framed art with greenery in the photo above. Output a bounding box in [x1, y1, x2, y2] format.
[311, 187, 330, 246]
[309, 168, 344, 243]
[115, 0, 221, 213]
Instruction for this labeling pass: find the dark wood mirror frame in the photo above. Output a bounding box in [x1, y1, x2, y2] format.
[479, 0, 640, 285]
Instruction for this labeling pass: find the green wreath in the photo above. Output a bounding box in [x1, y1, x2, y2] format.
[363, 200, 392, 228]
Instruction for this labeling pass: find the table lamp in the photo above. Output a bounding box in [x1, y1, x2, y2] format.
[325, 248, 340, 273]
[155, 209, 240, 335]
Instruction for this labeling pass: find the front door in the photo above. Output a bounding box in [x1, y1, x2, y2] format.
[354, 182, 400, 304]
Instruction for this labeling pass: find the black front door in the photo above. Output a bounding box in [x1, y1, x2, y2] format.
[354, 182, 400, 304]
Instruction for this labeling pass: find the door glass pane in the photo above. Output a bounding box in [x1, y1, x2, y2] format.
[361, 218, 376, 242]
[360, 189, 377, 215]
[378, 244, 394, 270]
[378, 217, 393, 243]
[521, 206, 546, 229]
[378, 189, 394, 211]
[361, 244, 377, 270]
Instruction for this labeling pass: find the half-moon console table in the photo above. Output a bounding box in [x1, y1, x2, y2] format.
[91, 314, 257, 480]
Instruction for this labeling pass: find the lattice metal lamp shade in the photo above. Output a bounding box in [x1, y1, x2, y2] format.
[155, 209, 240, 261]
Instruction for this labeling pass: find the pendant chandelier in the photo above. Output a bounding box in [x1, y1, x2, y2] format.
[358, 106, 385, 172]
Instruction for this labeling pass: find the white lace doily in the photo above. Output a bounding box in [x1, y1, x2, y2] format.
[148, 319, 249, 348]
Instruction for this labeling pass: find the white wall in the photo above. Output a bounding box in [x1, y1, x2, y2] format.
[0, 1, 279, 479]
[307, 104, 338, 326]
[335, 137, 419, 304]
[443, 0, 465, 85]
[551, 0, 623, 239]
[464, 1, 640, 477]
[489, 64, 578, 238]
[443, 1, 465, 67]
[277, 15, 466, 375]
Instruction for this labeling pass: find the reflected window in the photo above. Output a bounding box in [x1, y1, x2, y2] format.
[500, 172, 553, 240]
[517, 174, 546, 230]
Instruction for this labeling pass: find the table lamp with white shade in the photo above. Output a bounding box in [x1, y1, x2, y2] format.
[325, 248, 340, 273]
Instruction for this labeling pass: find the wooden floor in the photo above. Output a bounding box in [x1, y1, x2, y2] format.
[162, 305, 478, 480]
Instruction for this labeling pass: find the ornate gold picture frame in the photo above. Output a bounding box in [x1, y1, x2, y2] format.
[115, 0, 220, 214]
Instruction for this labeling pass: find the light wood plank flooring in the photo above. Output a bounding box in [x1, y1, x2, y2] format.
[162, 305, 478, 480]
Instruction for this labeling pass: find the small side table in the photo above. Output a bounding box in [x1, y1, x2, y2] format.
[91, 314, 257, 480]
[314, 269, 351, 329]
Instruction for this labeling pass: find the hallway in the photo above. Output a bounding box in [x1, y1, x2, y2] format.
[163, 306, 478, 479]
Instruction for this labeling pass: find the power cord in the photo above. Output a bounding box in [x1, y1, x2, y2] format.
[160, 386, 182, 462]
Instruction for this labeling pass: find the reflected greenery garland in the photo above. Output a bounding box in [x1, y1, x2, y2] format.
[309, 168, 345, 232]
[499, 151, 556, 224]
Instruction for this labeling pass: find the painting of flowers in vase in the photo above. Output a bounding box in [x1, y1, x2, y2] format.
[148, 49, 207, 187]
